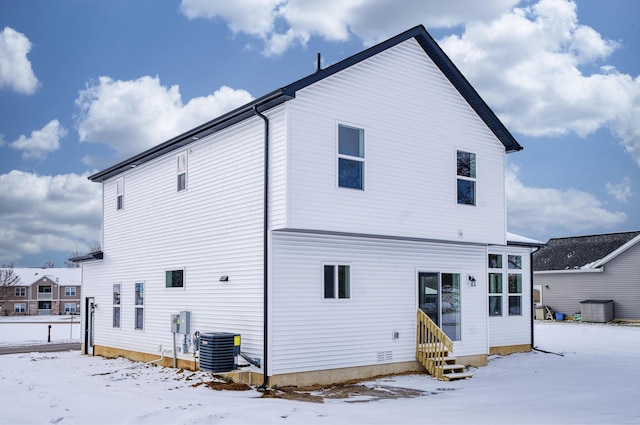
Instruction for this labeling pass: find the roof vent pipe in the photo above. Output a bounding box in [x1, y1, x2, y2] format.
[316, 53, 322, 72]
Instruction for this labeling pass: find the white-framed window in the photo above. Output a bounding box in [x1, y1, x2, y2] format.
[488, 253, 503, 316]
[64, 303, 76, 313]
[177, 152, 187, 192]
[337, 124, 364, 190]
[488, 273, 503, 316]
[14, 303, 26, 313]
[113, 283, 121, 328]
[134, 282, 144, 330]
[65, 287, 76, 297]
[165, 269, 184, 288]
[323, 264, 351, 299]
[116, 177, 124, 210]
[508, 255, 523, 316]
[14, 287, 26, 297]
[457, 150, 476, 206]
[488, 253, 524, 316]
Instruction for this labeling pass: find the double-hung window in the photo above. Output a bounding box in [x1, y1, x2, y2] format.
[116, 177, 124, 210]
[65, 287, 76, 297]
[338, 125, 364, 190]
[15, 287, 26, 297]
[508, 255, 523, 316]
[457, 150, 476, 205]
[134, 282, 144, 330]
[488, 254, 503, 316]
[177, 152, 187, 192]
[64, 303, 76, 313]
[14, 303, 26, 313]
[323, 264, 351, 299]
[113, 283, 121, 328]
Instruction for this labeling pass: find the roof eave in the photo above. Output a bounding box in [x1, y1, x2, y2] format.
[69, 251, 104, 263]
[534, 267, 604, 274]
[89, 89, 292, 183]
[590, 234, 640, 268]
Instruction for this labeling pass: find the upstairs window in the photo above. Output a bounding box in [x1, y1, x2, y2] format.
[65, 287, 76, 296]
[177, 152, 187, 192]
[323, 264, 351, 299]
[165, 269, 184, 288]
[338, 125, 364, 190]
[457, 150, 476, 206]
[14, 287, 26, 297]
[116, 177, 124, 210]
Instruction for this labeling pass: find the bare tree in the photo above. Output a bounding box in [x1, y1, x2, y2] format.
[42, 260, 56, 268]
[91, 242, 102, 253]
[65, 251, 81, 268]
[0, 260, 21, 286]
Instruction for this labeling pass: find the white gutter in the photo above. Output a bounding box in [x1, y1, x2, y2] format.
[534, 267, 604, 275]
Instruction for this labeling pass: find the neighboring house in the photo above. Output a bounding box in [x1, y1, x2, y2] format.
[72, 25, 540, 386]
[533, 231, 640, 320]
[0, 268, 82, 316]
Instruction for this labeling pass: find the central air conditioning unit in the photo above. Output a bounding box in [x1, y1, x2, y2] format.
[199, 332, 240, 373]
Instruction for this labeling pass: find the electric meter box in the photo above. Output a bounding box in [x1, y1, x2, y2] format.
[170, 314, 180, 333]
[179, 311, 191, 334]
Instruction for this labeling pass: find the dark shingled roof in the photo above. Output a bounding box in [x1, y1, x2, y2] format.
[533, 231, 640, 271]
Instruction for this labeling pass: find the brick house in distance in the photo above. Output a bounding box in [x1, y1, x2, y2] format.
[0, 268, 82, 316]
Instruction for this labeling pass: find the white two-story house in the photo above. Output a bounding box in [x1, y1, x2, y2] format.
[74, 25, 541, 386]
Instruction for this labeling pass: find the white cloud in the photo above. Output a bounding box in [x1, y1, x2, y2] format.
[180, 0, 519, 56]
[438, 0, 640, 165]
[10, 119, 67, 160]
[606, 177, 632, 203]
[506, 165, 627, 235]
[75, 76, 254, 159]
[0, 27, 39, 94]
[0, 170, 102, 264]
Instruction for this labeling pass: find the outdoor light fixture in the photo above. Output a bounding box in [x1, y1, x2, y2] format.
[468, 275, 477, 287]
[219, 275, 229, 282]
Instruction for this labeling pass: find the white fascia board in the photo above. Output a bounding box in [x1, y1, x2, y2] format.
[590, 235, 640, 269]
[534, 268, 604, 275]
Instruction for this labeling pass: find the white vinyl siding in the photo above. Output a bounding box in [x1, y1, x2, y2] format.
[285, 38, 506, 245]
[534, 242, 640, 320]
[88, 112, 275, 363]
[271, 231, 488, 375]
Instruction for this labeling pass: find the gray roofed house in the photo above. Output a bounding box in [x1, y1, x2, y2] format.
[533, 231, 640, 320]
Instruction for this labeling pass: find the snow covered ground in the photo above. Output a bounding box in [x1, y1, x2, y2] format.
[0, 315, 80, 346]
[0, 321, 638, 424]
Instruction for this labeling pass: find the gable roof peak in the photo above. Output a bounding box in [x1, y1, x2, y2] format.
[89, 24, 521, 183]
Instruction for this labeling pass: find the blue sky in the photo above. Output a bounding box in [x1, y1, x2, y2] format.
[1, 0, 639, 267]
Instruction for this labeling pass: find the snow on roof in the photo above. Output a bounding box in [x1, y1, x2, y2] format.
[2, 268, 81, 286]
[506, 232, 544, 247]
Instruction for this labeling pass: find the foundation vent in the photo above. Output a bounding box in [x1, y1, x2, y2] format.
[376, 351, 393, 363]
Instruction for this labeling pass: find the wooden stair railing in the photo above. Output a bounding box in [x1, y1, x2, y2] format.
[416, 309, 472, 381]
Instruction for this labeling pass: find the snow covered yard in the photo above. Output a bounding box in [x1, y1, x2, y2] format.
[0, 315, 81, 346]
[0, 321, 638, 424]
